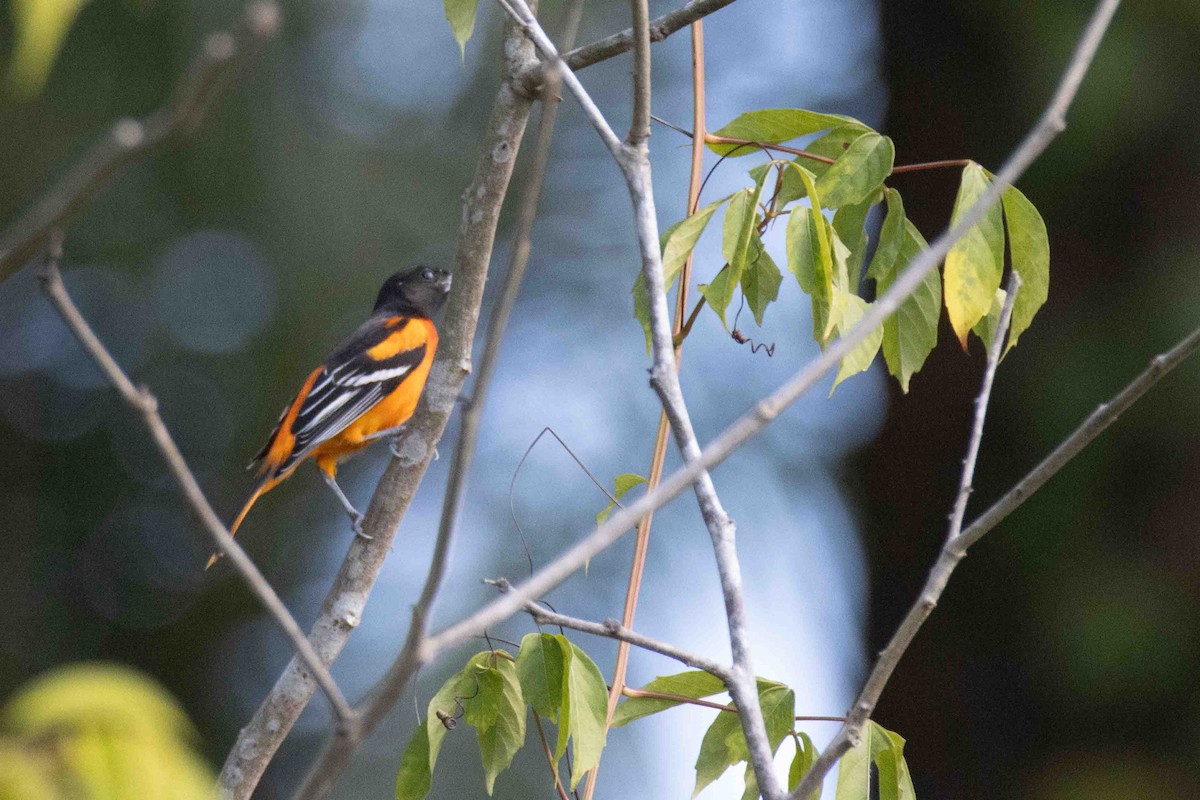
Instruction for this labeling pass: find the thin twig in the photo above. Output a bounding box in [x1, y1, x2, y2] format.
[0, 2, 281, 286]
[532, 0, 738, 84]
[533, 714, 573, 800]
[36, 232, 353, 729]
[621, 688, 846, 723]
[517, 596, 730, 680]
[957, 322, 1200, 552]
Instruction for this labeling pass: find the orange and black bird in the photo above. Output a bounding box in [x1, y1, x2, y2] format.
[206, 266, 452, 569]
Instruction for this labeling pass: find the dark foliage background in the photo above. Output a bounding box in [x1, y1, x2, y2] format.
[0, 0, 1197, 798]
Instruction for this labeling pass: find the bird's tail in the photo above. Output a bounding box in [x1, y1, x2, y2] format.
[205, 478, 276, 570]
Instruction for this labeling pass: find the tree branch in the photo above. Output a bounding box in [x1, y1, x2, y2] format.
[218, 14, 542, 800]
[517, 0, 737, 95]
[495, 582, 731, 679]
[0, 1, 281, 287]
[956, 321, 1200, 552]
[35, 232, 353, 731]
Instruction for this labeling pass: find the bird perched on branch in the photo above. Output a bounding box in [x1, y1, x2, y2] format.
[206, 266, 452, 569]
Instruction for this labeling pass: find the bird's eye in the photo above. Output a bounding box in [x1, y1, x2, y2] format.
[422, 268, 434, 281]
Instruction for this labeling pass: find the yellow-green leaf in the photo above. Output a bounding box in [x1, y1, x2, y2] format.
[427, 654, 490, 771]
[709, 109, 870, 157]
[443, 0, 480, 58]
[788, 732, 821, 799]
[1, 664, 214, 800]
[611, 670, 727, 728]
[869, 191, 941, 392]
[971, 287, 1008, 353]
[595, 473, 648, 524]
[830, 292, 882, 393]
[700, 179, 766, 326]
[815, 133, 895, 209]
[1001, 183, 1049, 354]
[554, 638, 608, 789]
[464, 657, 525, 794]
[395, 725, 432, 800]
[6, 0, 90, 98]
[515, 633, 564, 721]
[944, 162, 1004, 348]
[739, 232, 782, 326]
[784, 165, 845, 343]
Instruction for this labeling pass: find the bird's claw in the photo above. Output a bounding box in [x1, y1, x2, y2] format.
[352, 513, 372, 540]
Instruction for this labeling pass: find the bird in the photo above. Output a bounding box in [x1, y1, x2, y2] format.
[206, 265, 452, 569]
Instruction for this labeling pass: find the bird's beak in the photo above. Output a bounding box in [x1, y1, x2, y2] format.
[437, 274, 452, 293]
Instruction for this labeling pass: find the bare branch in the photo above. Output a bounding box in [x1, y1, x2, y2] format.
[626, 0, 652, 146]
[0, 2, 281, 287]
[956, 322, 1200, 552]
[35, 233, 353, 732]
[490, 579, 731, 679]
[517, 0, 737, 95]
[222, 16, 545, 800]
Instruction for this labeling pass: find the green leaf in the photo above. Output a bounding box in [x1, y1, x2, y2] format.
[611, 670, 727, 728]
[784, 165, 844, 343]
[788, 733, 820, 799]
[463, 656, 526, 794]
[815, 133, 895, 209]
[741, 762, 761, 800]
[596, 473, 648, 524]
[834, 722, 916, 800]
[700, 178, 767, 326]
[693, 702, 745, 796]
[753, 126, 872, 206]
[395, 725, 432, 800]
[868, 722, 918, 800]
[832, 196, 879, 294]
[443, 0, 480, 58]
[740, 232, 783, 326]
[693, 680, 795, 797]
[515, 633, 564, 721]
[835, 727, 871, 800]
[634, 196, 729, 352]
[6, 0, 90, 98]
[971, 288, 1008, 353]
[1000, 184, 1049, 354]
[944, 162, 1004, 348]
[868, 191, 941, 392]
[427, 654, 490, 771]
[758, 683, 795, 751]
[1, 664, 214, 800]
[709, 109, 870, 157]
[830, 293, 882, 393]
[554, 638, 609, 789]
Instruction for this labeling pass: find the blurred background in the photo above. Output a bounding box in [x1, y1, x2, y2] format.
[0, 0, 1197, 798]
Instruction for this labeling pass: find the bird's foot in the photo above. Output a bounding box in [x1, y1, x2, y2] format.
[352, 512, 372, 540]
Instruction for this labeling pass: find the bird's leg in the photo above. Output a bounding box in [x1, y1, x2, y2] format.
[321, 471, 371, 539]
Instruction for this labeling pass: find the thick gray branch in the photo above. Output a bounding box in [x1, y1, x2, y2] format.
[0, 2, 280, 286]
[218, 17, 540, 800]
[36, 235, 352, 732]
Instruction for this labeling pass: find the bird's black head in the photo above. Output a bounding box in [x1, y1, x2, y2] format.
[373, 266, 452, 318]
